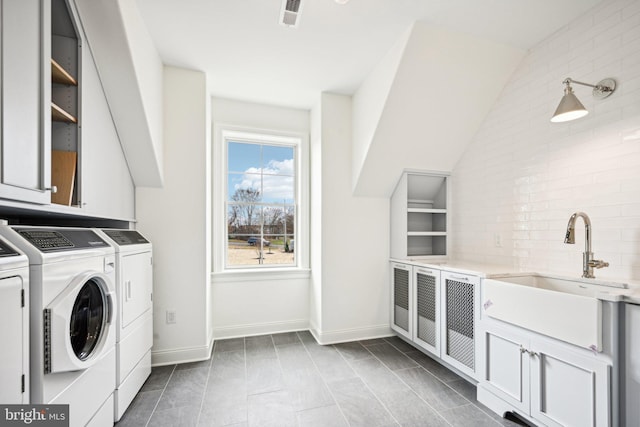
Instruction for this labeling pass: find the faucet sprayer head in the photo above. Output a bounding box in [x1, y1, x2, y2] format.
[564, 227, 575, 244]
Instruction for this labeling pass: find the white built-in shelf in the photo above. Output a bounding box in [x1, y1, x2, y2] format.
[407, 231, 447, 237]
[408, 199, 434, 204]
[407, 208, 447, 214]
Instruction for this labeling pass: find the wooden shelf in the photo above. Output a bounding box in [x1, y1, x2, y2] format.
[51, 150, 77, 206]
[51, 58, 77, 85]
[51, 102, 77, 123]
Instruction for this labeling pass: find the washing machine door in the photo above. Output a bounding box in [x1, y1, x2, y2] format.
[45, 271, 115, 374]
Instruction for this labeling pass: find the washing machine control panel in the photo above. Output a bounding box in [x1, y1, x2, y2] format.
[103, 230, 149, 246]
[17, 229, 108, 252]
[19, 230, 75, 250]
[0, 238, 20, 257]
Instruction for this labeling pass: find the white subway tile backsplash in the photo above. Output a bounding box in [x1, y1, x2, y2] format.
[451, 0, 640, 282]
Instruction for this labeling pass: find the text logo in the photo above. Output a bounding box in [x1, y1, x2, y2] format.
[0, 405, 68, 427]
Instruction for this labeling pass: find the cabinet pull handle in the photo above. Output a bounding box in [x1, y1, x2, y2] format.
[44, 186, 58, 193]
[449, 275, 469, 282]
[418, 269, 434, 275]
[520, 347, 540, 357]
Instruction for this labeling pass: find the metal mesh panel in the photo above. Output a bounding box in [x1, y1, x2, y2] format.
[393, 267, 410, 331]
[417, 272, 436, 346]
[394, 268, 409, 310]
[446, 279, 475, 369]
[395, 306, 409, 332]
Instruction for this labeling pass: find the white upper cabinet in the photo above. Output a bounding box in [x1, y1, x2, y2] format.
[0, 0, 135, 221]
[79, 39, 134, 220]
[0, 0, 51, 204]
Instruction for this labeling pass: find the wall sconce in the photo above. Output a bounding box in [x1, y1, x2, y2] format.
[550, 77, 616, 123]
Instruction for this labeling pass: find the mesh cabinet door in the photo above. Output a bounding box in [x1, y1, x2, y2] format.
[414, 267, 440, 356]
[391, 263, 412, 339]
[441, 272, 480, 378]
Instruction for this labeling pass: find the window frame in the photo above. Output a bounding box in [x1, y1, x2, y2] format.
[213, 125, 309, 275]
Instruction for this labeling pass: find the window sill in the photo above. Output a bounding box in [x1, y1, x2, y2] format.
[211, 267, 311, 284]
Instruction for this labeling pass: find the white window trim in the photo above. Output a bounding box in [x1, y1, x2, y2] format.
[212, 124, 309, 275]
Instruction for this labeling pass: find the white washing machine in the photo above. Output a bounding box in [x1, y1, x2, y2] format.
[0, 236, 30, 404]
[0, 226, 117, 427]
[93, 229, 153, 421]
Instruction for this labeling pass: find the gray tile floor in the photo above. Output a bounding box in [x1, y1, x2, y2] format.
[116, 332, 528, 427]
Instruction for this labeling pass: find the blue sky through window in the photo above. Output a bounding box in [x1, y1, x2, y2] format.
[227, 141, 295, 204]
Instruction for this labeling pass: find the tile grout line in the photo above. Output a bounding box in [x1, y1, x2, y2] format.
[269, 333, 297, 425]
[331, 339, 407, 427]
[143, 364, 177, 427]
[243, 336, 249, 426]
[194, 345, 216, 426]
[353, 340, 455, 427]
[295, 333, 355, 427]
[386, 338, 505, 426]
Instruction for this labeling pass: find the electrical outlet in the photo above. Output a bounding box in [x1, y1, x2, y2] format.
[166, 310, 177, 324]
[494, 233, 502, 247]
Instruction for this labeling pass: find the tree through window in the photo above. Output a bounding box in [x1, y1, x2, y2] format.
[226, 140, 296, 267]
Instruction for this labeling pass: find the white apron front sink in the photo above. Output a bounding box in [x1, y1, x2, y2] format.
[483, 274, 627, 351]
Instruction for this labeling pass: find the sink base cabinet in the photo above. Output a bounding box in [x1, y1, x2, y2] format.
[479, 321, 611, 427]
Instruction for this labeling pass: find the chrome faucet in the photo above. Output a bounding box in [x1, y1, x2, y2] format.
[564, 212, 609, 278]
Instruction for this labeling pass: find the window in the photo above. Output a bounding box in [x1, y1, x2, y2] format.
[224, 132, 301, 268]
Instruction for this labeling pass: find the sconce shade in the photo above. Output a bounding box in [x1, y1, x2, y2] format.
[551, 89, 588, 123]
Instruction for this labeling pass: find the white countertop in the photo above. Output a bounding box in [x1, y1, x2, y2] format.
[390, 257, 640, 304]
[389, 258, 519, 278]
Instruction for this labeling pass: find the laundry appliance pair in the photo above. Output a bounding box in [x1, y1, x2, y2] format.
[0, 225, 153, 426]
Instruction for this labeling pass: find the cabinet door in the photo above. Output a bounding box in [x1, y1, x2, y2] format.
[391, 263, 412, 340]
[78, 29, 134, 219]
[440, 271, 480, 378]
[413, 266, 440, 356]
[481, 322, 530, 415]
[121, 251, 153, 329]
[530, 338, 610, 427]
[0, 276, 27, 403]
[624, 303, 640, 426]
[0, 0, 51, 204]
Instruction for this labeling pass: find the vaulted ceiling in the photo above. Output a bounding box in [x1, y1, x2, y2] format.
[135, 0, 603, 109]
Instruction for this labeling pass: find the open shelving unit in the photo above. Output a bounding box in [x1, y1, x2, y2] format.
[391, 172, 449, 259]
[50, 0, 81, 206]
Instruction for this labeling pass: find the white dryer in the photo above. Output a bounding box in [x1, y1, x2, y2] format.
[0, 226, 117, 427]
[93, 229, 153, 421]
[0, 236, 29, 404]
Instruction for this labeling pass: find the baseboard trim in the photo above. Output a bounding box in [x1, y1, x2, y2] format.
[212, 319, 309, 340]
[311, 324, 393, 345]
[151, 337, 214, 367]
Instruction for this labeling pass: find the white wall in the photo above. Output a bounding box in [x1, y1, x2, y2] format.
[210, 98, 310, 339]
[75, 0, 164, 187]
[309, 98, 323, 333]
[451, 0, 640, 282]
[352, 22, 524, 197]
[311, 93, 391, 344]
[136, 66, 211, 365]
